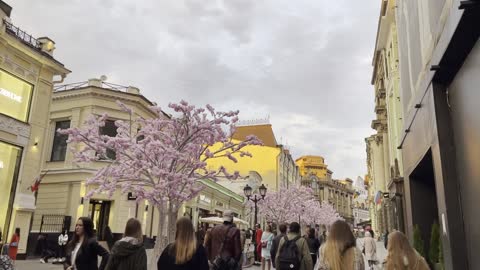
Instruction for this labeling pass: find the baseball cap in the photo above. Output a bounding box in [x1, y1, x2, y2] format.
[223, 210, 234, 222]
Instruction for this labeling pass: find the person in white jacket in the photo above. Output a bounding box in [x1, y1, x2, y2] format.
[54, 231, 68, 263]
[363, 231, 377, 270]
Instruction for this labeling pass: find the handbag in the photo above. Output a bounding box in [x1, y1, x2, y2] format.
[261, 241, 267, 248]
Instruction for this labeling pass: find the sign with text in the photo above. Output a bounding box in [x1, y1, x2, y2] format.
[0, 70, 33, 122]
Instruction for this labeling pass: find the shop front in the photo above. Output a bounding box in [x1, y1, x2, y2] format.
[0, 69, 33, 248]
[0, 141, 22, 240]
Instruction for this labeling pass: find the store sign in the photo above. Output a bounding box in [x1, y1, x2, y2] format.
[0, 70, 33, 122]
[0, 88, 22, 103]
[216, 201, 224, 207]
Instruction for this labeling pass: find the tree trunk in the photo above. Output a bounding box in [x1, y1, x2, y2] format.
[167, 203, 179, 244]
[151, 204, 168, 268]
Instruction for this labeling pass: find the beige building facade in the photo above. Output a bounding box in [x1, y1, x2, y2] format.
[365, 0, 405, 236]
[31, 79, 245, 253]
[0, 2, 70, 257]
[31, 79, 159, 242]
[301, 171, 354, 224]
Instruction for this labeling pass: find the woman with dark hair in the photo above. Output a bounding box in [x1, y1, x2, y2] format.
[105, 218, 147, 270]
[316, 220, 364, 270]
[64, 217, 109, 270]
[157, 217, 209, 270]
[8, 228, 20, 262]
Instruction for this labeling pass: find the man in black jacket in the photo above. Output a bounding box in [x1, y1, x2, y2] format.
[270, 223, 287, 268]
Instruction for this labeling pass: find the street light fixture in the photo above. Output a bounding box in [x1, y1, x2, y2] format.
[244, 184, 267, 227]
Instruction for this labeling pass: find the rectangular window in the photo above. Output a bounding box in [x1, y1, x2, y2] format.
[0, 69, 33, 122]
[100, 120, 117, 160]
[50, 120, 70, 161]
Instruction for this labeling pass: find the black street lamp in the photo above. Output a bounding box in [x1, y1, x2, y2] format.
[244, 184, 267, 226]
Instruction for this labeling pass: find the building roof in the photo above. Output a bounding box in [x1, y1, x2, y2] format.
[199, 179, 244, 203]
[232, 124, 277, 147]
[295, 155, 325, 162]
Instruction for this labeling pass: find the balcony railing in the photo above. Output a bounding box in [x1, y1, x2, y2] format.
[3, 19, 40, 49]
[54, 81, 130, 92]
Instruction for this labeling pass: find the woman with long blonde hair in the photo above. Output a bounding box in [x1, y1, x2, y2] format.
[316, 220, 364, 270]
[158, 217, 209, 270]
[384, 231, 430, 270]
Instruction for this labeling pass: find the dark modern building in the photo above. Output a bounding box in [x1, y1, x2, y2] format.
[395, 0, 480, 269]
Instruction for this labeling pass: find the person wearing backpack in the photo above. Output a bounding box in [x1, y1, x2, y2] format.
[205, 210, 242, 270]
[275, 222, 312, 270]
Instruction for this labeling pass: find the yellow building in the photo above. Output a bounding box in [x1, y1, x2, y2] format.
[0, 2, 70, 257]
[295, 155, 328, 178]
[206, 120, 300, 194]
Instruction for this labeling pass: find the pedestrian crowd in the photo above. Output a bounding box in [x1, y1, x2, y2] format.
[0, 210, 432, 270]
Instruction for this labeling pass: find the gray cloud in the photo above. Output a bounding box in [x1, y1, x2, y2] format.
[10, 0, 379, 179]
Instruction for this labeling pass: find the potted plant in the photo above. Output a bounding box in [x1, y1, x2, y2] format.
[429, 222, 443, 270]
[413, 225, 425, 257]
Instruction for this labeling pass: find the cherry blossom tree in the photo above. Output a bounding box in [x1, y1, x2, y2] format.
[60, 100, 262, 257]
[256, 186, 343, 226]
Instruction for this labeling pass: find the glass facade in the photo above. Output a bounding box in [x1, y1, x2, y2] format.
[0, 69, 33, 122]
[0, 141, 22, 240]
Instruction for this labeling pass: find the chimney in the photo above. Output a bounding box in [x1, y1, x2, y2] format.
[126, 86, 140, 95]
[37, 37, 56, 56]
[88, 78, 102, 87]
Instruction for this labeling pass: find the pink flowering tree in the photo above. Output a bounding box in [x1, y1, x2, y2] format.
[256, 186, 343, 226]
[60, 100, 262, 256]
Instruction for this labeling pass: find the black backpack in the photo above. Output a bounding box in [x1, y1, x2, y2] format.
[278, 235, 302, 270]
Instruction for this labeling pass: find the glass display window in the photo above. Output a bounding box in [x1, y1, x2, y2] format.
[0, 141, 22, 239]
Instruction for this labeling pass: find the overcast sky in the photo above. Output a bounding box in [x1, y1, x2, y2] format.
[10, 0, 379, 180]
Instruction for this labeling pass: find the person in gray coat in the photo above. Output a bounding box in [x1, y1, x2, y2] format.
[105, 218, 146, 270]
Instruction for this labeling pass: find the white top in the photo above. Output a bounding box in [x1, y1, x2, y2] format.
[58, 234, 68, 245]
[71, 243, 81, 269]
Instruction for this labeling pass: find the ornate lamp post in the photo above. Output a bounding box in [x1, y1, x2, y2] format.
[244, 184, 267, 226]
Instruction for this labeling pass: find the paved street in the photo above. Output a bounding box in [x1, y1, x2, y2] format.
[15, 239, 386, 270]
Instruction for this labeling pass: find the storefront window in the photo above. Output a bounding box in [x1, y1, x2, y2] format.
[0, 70, 33, 122]
[0, 141, 22, 238]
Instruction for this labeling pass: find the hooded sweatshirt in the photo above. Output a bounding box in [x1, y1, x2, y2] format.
[105, 237, 147, 270]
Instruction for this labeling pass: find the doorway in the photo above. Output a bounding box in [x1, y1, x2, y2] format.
[88, 200, 111, 240]
[409, 150, 438, 259]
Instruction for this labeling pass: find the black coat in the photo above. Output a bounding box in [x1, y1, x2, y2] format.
[157, 243, 209, 270]
[105, 240, 147, 270]
[65, 238, 109, 270]
[270, 233, 285, 265]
